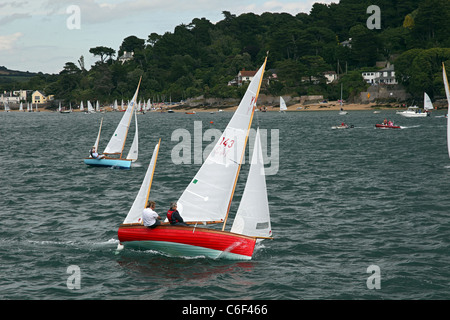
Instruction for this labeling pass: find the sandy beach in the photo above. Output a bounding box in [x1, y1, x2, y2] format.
[151, 101, 381, 113]
[4, 101, 392, 113]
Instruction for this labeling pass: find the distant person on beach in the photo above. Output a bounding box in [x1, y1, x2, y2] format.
[167, 202, 188, 226]
[142, 201, 162, 228]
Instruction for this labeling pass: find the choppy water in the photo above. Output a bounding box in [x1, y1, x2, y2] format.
[1, 109, 450, 301]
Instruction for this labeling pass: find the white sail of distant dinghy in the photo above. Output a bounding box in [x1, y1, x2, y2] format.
[126, 109, 139, 162]
[80, 101, 84, 112]
[279, 96, 287, 112]
[443, 63, 450, 159]
[231, 128, 272, 239]
[19, 102, 23, 111]
[424, 92, 434, 111]
[87, 101, 95, 113]
[96, 101, 100, 112]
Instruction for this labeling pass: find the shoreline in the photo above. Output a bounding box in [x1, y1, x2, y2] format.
[3, 101, 445, 113]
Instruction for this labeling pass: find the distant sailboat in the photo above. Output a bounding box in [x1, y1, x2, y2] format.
[117, 57, 272, 260]
[424, 92, 434, 111]
[86, 101, 95, 114]
[279, 96, 287, 112]
[84, 78, 141, 169]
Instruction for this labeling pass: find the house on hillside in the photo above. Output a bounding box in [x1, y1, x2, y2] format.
[228, 69, 258, 86]
[362, 63, 397, 85]
[32, 90, 54, 104]
[1, 90, 28, 104]
[118, 51, 134, 65]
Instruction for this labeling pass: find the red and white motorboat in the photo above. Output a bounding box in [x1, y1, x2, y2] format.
[375, 123, 401, 129]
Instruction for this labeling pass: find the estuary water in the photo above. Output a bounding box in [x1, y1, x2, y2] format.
[1, 109, 450, 301]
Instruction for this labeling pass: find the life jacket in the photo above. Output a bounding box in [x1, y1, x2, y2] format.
[167, 209, 179, 224]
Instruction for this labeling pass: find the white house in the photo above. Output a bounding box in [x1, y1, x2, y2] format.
[362, 63, 397, 85]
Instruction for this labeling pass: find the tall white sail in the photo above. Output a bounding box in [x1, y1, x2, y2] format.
[424, 92, 433, 110]
[126, 109, 139, 162]
[280, 96, 287, 111]
[103, 78, 141, 155]
[177, 58, 267, 223]
[443, 64, 450, 158]
[19, 102, 23, 111]
[231, 128, 271, 238]
[123, 141, 160, 224]
[80, 101, 84, 112]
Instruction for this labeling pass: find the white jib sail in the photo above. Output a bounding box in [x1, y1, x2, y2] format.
[177, 59, 267, 223]
[424, 92, 433, 110]
[123, 140, 160, 224]
[280, 96, 287, 111]
[104, 78, 141, 155]
[443, 64, 450, 158]
[231, 128, 271, 238]
[93, 117, 103, 152]
[126, 109, 139, 162]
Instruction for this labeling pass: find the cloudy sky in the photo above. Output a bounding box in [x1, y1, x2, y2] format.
[0, 0, 335, 74]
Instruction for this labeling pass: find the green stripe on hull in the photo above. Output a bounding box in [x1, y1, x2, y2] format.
[123, 240, 252, 261]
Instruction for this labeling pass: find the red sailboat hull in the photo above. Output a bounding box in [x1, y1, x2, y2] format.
[118, 225, 257, 260]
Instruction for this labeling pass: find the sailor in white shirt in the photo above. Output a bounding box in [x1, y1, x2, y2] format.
[142, 201, 162, 228]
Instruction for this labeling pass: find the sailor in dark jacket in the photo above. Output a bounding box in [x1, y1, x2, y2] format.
[166, 202, 188, 226]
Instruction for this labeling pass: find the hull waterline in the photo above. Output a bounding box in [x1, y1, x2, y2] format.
[118, 225, 257, 260]
[84, 158, 132, 169]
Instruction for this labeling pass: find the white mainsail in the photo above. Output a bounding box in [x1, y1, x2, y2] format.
[280, 96, 287, 112]
[103, 78, 141, 155]
[424, 92, 433, 110]
[123, 140, 160, 224]
[231, 128, 271, 238]
[126, 109, 139, 162]
[80, 101, 84, 112]
[177, 58, 267, 223]
[443, 63, 450, 158]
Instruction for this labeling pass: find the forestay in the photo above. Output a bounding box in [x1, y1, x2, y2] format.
[123, 140, 160, 224]
[177, 59, 267, 223]
[231, 128, 271, 238]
